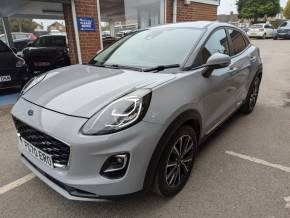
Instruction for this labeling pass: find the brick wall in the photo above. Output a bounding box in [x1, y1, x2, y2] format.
[166, 0, 174, 24]
[63, 3, 77, 64]
[166, 0, 217, 23]
[63, 0, 101, 64]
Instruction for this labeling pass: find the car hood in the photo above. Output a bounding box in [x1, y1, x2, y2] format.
[22, 64, 175, 118]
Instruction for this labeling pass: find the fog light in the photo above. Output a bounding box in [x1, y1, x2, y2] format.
[100, 153, 129, 179]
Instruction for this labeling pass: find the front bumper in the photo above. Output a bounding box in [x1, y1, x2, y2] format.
[276, 33, 290, 39]
[11, 98, 164, 200]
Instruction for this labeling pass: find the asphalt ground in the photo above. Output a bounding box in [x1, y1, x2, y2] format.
[0, 39, 290, 218]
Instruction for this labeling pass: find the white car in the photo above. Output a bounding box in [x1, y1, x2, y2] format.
[247, 23, 274, 39]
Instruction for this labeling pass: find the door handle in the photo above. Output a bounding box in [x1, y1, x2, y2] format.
[227, 67, 239, 75]
[250, 56, 257, 63]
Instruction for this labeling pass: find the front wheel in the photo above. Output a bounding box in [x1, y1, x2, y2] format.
[154, 125, 197, 197]
[241, 75, 261, 114]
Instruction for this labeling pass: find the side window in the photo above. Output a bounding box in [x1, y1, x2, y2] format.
[199, 29, 230, 65]
[228, 29, 247, 56]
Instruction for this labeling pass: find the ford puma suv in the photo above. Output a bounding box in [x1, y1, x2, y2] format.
[11, 22, 262, 201]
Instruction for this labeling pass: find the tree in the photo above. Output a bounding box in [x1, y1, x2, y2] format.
[284, 0, 290, 19]
[237, 0, 281, 22]
[0, 18, 37, 34]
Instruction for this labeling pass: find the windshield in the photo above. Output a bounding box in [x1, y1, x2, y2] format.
[90, 28, 203, 69]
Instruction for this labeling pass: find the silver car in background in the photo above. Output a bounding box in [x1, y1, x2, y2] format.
[11, 22, 262, 201]
[247, 23, 274, 39]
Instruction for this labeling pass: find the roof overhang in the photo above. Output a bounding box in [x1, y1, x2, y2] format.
[0, 0, 70, 19]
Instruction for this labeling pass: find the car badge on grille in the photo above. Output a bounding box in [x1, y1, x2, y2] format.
[27, 109, 34, 116]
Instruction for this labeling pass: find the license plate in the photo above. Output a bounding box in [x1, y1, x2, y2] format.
[0, 75, 11, 83]
[34, 62, 50, 67]
[21, 138, 54, 168]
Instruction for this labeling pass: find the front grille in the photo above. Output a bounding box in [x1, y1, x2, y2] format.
[13, 117, 70, 168]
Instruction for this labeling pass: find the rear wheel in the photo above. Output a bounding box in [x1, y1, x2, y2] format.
[154, 125, 197, 197]
[241, 75, 261, 114]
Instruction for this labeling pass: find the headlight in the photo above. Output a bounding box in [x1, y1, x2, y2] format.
[20, 73, 47, 96]
[82, 89, 152, 135]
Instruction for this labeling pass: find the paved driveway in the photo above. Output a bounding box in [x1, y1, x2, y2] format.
[0, 39, 290, 218]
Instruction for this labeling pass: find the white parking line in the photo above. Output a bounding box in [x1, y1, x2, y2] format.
[0, 173, 35, 195]
[226, 151, 290, 209]
[225, 151, 290, 173]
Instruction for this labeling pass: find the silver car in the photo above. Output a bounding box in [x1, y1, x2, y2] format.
[11, 22, 262, 201]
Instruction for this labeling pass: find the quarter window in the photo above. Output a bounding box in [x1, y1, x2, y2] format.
[228, 29, 247, 56]
[198, 29, 230, 65]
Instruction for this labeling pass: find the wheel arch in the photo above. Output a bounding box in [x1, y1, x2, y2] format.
[143, 109, 202, 192]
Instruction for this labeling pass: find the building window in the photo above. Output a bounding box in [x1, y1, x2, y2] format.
[99, 0, 165, 48]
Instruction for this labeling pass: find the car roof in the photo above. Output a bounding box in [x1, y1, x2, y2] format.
[151, 21, 236, 30]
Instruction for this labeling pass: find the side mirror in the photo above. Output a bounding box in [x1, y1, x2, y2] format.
[202, 53, 231, 78]
[11, 47, 17, 53]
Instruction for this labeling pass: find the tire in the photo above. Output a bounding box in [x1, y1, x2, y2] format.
[154, 125, 197, 197]
[262, 34, 266, 39]
[273, 36, 278, 40]
[241, 75, 261, 114]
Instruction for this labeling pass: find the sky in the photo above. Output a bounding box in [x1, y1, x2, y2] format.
[34, 0, 288, 27]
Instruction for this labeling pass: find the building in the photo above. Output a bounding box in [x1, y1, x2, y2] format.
[33, 21, 44, 30]
[47, 21, 66, 33]
[1, 0, 219, 65]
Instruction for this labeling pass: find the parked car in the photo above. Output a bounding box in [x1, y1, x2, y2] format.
[11, 22, 262, 200]
[22, 35, 70, 74]
[0, 40, 29, 91]
[0, 32, 37, 51]
[273, 20, 290, 40]
[247, 23, 274, 39]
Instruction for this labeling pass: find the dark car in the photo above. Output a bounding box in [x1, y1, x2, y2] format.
[0, 32, 37, 51]
[273, 20, 290, 39]
[22, 35, 70, 74]
[0, 40, 29, 91]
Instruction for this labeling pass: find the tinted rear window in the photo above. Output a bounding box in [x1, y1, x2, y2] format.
[33, 36, 66, 47]
[250, 24, 264, 29]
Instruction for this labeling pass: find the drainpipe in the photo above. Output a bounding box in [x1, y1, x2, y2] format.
[71, 0, 82, 64]
[2, 17, 14, 48]
[173, 0, 177, 23]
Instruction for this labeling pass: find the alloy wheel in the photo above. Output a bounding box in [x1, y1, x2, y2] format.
[165, 135, 194, 188]
[249, 77, 260, 110]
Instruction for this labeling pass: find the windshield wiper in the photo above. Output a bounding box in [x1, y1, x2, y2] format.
[143, 64, 180, 72]
[104, 64, 144, 72]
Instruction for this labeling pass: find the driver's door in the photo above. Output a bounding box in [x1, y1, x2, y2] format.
[198, 28, 239, 134]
